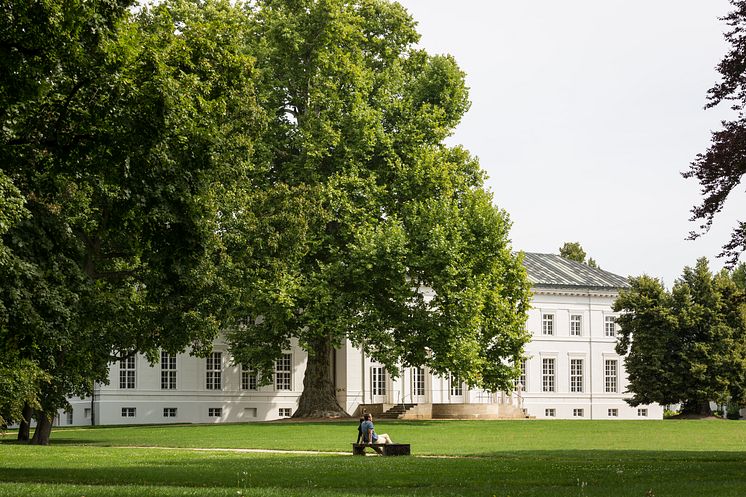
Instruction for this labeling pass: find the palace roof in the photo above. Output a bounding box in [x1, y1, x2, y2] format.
[522, 252, 629, 290]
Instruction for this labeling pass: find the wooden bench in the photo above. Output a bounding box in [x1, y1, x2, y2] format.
[352, 443, 411, 456]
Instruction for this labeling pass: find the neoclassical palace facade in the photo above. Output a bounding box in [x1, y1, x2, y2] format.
[60, 253, 662, 425]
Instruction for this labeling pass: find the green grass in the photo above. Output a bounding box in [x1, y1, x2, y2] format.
[1, 420, 746, 496]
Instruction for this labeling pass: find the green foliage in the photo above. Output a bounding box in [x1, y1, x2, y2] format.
[559, 241, 600, 268]
[225, 0, 530, 409]
[614, 258, 746, 414]
[0, 357, 49, 426]
[559, 242, 587, 263]
[1, 0, 260, 436]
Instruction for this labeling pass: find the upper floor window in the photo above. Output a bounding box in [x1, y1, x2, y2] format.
[275, 353, 292, 391]
[542, 314, 554, 335]
[119, 356, 135, 389]
[605, 316, 617, 337]
[570, 315, 582, 336]
[206, 352, 222, 390]
[161, 351, 176, 390]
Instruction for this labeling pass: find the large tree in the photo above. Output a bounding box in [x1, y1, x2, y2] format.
[685, 0, 746, 265]
[225, 0, 531, 417]
[614, 258, 746, 415]
[1, 0, 260, 443]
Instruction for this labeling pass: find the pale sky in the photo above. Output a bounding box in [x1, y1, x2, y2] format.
[396, 0, 743, 287]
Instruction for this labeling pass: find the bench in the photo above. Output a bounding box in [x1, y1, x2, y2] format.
[352, 443, 411, 456]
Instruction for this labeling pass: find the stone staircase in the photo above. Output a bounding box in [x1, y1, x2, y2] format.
[376, 403, 417, 419]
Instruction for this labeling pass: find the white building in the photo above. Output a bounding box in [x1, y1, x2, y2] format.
[61, 253, 662, 426]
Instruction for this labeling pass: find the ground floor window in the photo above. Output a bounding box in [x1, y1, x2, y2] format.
[66, 410, 73, 425]
[275, 353, 292, 391]
[208, 407, 222, 417]
[637, 408, 648, 417]
[412, 367, 425, 397]
[450, 375, 463, 397]
[545, 408, 556, 417]
[121, 407, 136, 418]
[163, 408, 177, 418]
[279, 408, 292, 418]
[608, 408, 619, 417]
[371, 366, 386, 396]
[573, 408, 584, 417]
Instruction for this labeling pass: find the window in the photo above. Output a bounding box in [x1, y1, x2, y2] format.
[608, 408, 619, 417]
[66, 410, 73, 425]
[371, 367, 386, 396]
[542, 314, 554, 335]
[542, 358, 556, 392]
[206, 352, 222, 390]
[163, 407, 177, 418]
[208, 407, 222, 417]
[241, 365, 257, 391]
[638, 408, 648, 417]
[161, 351, 177, 390]
[84, 408, 91, 419]
[604, 359, 618, 393]
[244, 407, 257, 418]
[545, 408, 556, 417]
[413, 367, 425, 396]
[450, 375, 463, 397]
[605, 316, 617, 337]
[514, 359, 527, 391]
[121, 407, 136, 418]
[119, 356, 135, 389]
[570, 359, 584, 393]
[570, 315, 582, 336]
[573, 408, 584, 418]
[279, 408, 292, 417]
[275, 353, 292, 391]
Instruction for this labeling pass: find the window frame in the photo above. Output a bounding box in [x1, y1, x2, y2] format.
[206, 352, 222, 390]
[274, 353, 292, 391]
[604, 359, 618, 393]
[161, 351, 177, 390]
[542, 357, 556, 393]
[570, 314, 582, 336]
[541, 313, 555, 336]
[605, 315, 617, 337]
[371, 366, 386, 396]
[119, 356, 136, 389]
[569, 358, 584, 393]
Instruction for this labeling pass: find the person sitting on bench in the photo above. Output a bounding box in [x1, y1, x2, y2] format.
[360, 413, 393, 445]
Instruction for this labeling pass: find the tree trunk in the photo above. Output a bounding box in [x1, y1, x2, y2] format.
[294, 335, 349, 418]
[681, 399, 712, 416]
[17, 403, 32, 442]
[30, 413, 52, 445]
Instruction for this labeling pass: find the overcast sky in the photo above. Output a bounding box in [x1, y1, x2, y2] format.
[395, 0, 742, 287]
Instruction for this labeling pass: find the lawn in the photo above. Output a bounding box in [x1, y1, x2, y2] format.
[1, 420, 745, 496]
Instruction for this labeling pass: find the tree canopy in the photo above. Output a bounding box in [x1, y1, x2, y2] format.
[685, 0, 746, 265]
[224, 0, 531, 417]
[614, 258, 746, 415]
[1, 0, 261, 442]
[559, 241, 599, 268]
